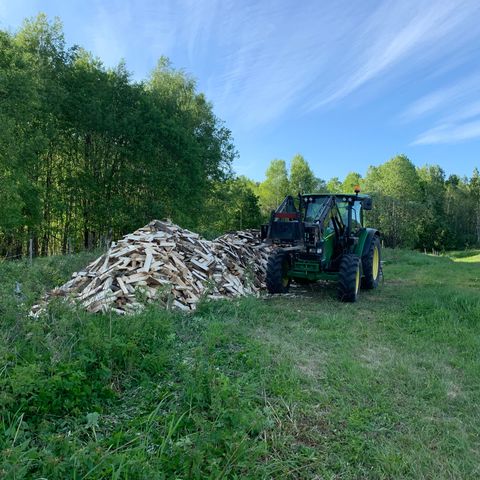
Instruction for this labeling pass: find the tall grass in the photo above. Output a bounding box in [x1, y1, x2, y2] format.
[0, 249, 479, 478]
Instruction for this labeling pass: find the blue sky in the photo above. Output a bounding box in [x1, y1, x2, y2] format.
[1, 0, 480, 182]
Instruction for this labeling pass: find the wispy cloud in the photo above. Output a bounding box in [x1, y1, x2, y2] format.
[194, 0, 480, 129]
[444, 101, 480, 125]
[4, 0, 480, 135]
[403, 70, 480, 145]
[47, 0, 480, 131]
[401, 72, 480, 122]
[318, 1, 480, 108]
[84, 0, 224, 78]
[413, 120, 480, 145]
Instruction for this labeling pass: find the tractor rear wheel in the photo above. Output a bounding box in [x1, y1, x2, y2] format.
[337, 254, 361, 302]
[361, 236, 381, 289]
[266, 250, 291, 294]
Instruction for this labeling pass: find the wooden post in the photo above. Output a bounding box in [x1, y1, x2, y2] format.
[29, 238, 33, 265]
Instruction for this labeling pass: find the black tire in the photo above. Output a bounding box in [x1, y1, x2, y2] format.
[361, 236, 381, 289]
[266, 250, 291, 294]
[337, 254, 361, 302]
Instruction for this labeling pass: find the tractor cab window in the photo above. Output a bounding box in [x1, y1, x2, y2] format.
[337, 200, 362, 229]
[351, 201, 362, 228]
[304, 197, 328, 222]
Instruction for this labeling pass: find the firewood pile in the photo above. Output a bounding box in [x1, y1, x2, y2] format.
[31, 220, 274, 315]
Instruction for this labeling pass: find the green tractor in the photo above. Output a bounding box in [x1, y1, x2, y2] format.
[261, 188, 381, 302]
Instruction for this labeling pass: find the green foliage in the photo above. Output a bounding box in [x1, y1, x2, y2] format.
[364, 155, 425, 248]
[359, 155, 479, 249]
[342, 172, 363, 192]
[470, 168, 480, 244]
[289, 154, 317, 194]
[257, 159, 290, 213]
[0, 15, 235, 256]
[257, 156, 327, 215]
[366, 155, 422, 199]
[200, 176, 262, 237]
[314, 176, 327, 192]
[326, 176, 343, 193]
[255, 152, 479, 250]
[416, 165, 448, 249]
[0, 256, 273, 478]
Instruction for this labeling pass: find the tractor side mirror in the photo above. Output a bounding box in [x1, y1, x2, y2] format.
[362, 198, 373, 210]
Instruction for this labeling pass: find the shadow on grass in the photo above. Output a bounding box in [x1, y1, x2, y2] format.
[446, 249, 480, 259]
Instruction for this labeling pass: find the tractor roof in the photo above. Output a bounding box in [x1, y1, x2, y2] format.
[301, 193, 371, 200]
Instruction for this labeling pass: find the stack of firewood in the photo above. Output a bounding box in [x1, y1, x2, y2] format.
[31, 220, 273, 315]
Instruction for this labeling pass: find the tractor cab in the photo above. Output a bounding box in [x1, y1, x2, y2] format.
[303, 193, 372, 230]
[261, 189, 381, 302]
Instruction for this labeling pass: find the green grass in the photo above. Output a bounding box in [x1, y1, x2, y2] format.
[448, 249, 480, 263]
[0, 249, 479, 479]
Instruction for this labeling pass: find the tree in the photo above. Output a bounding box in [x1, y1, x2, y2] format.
[443, 175, 475, 248]
[257, 159, 290, 213]
[326, 177, 342, 193]
[314, 177, 327, 192]
[289, 154, 316, 194]
[0, 21, 49, 255]
[470, 168, 480, 244]
[416, 165, 448, 249]
[364, 155, 422, 247]
[365, 155, 421, 199]
[342, 172, 363, 192]
[0, 15, 237, 256]
[201, 177, 262, 235]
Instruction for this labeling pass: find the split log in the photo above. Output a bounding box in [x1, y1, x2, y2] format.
[31, 220, 274, 316]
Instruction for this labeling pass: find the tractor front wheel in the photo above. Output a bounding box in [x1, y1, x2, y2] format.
[362, 236, 381, 289]
[266, 250, 291, 294]
[337, 254, 361, 302]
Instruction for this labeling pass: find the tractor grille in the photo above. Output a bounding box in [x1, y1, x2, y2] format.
[292, 259, 321, 275]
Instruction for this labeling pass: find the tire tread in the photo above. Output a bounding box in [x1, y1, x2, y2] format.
[361, 236, 381, 290]
[266, 250, 291, 294]
[337, 254, 360, 302]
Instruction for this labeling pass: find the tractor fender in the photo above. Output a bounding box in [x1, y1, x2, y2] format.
[356, 228, 380, 258]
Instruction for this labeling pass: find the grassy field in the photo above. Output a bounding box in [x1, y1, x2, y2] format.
[0, 248, 479, 479]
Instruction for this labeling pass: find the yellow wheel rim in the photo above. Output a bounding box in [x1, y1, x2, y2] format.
[373, 246, 380, 280]
[355, 264, 360, 294]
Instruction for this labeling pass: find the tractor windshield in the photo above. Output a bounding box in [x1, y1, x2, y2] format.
[337, 200, 362, 229]
[304, 197, 329, 222]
